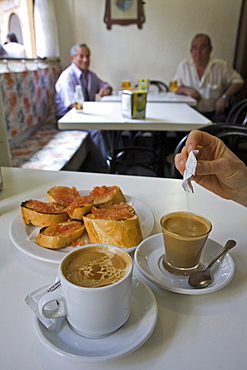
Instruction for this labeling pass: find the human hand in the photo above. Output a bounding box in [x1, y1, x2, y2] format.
[214, 96, 227, 114]
[176, 86, 201, 100]
[175, 130, 247, 206]
[98, 87, 112, 97]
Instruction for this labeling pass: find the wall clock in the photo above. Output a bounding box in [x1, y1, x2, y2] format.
[104, 0, 145, 30]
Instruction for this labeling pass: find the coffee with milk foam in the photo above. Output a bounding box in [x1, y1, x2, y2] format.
[62, 246, 131, 288]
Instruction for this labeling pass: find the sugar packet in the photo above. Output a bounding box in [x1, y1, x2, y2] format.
[182, 150, 199, 193]
[25, 278, 60, 330]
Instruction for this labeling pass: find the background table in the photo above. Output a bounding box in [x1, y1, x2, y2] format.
[58, 102, 211, 176]
[58, 102, 210, 132]
[0, 167, 246, 370]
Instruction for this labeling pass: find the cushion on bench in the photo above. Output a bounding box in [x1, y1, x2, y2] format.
[10, 122, 89, 171]
[1, 62, 90, 171]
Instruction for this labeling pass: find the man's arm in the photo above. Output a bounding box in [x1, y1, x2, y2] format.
[176, 85, 201, 100]
[98, 86, 112, 97]
[214, 82, 243, 114]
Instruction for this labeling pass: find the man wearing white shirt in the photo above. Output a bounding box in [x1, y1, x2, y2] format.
[174, 34, 244, 121]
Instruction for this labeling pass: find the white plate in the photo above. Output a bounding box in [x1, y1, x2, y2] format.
[9, 192, 154, 264]
[33, 276, 158, 363]
[134, 233, 235, 295]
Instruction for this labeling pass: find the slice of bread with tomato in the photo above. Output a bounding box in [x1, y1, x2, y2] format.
[21, 200, 68, 227]
[47, 186, 80, 207]
[37, 220, 85, 249]
[83, 203, 142, 249]
[90, 185, 126, 206]
[65, 195, 94, 219]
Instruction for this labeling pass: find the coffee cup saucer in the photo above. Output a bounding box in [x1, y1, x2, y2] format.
[134, 233, 235, 295]
[33, 276, 158, 363]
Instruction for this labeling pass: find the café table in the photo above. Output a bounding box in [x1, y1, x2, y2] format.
[100, 92, 197, 106]
[58, 102, 210, 132]
[1, 166, 246, 370]
[58, 102, 211, 175]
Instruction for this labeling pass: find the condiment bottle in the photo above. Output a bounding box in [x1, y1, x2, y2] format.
[74, 85, 84, 112]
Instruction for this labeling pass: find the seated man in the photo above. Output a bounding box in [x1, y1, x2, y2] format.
[174, 33, 244, 122]
[55, 43, 113, 171]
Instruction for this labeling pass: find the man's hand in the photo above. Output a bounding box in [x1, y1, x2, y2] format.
[214, 96, 227, 114]
[98, 87, 112, 97]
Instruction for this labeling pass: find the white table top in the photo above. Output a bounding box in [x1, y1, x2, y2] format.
[58, 103, 211, 132]
[1, 167, 246, 370]
[101, 92, 197, 106]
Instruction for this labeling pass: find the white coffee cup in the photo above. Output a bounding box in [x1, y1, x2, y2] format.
[38, 244, 133, 338]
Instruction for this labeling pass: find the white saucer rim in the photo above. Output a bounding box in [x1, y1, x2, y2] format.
[33, 276, 158, 363]
[134, 233, 235, 295]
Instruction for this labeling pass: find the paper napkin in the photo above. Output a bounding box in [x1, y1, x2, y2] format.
[182, 150, 199, 193]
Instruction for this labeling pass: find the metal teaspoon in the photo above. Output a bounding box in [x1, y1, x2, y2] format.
[188, 239, 236, 289]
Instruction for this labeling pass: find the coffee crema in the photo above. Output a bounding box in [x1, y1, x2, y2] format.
[62, 246, 131, 288]
[162, 213, 210, 237]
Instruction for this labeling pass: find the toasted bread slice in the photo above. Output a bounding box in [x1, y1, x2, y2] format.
[83, 203, 142, 249]
[47, 186, 80, 207]
[37, 220, 85, 249]
[65, 195, 94, 219]
[21, 200, 68, 227]
[90, 185, 126, 206]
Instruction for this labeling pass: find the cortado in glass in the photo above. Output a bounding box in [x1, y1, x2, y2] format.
[160, 211, 212, 276]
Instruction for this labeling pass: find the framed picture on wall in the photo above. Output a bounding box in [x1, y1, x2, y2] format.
[104, 0, 145, 30]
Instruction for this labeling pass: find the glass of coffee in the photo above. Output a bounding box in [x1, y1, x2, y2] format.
[38, 244, 133, 338]
[160, 211, 212, 276]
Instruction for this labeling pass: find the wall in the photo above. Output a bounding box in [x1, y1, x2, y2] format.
[53, 0, 242, 91]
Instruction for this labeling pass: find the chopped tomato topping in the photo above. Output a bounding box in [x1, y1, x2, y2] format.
[24, 200, 65, 213]
[44, 221, 83, 236]
[65, 195, 94, 215]
[49, 186, 80, 206]
[71, 240, 86, 247]
[87, 203, 135, 220]
[90, 185, 118, 199]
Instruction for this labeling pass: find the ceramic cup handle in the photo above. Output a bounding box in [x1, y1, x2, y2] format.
[38, 289, 67, 319]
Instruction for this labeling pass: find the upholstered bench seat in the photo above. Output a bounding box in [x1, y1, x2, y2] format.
[0, 63, 90, 171]
[10, 122, 89, 171]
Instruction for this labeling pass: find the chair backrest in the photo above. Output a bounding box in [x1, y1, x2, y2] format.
[226, 98, 247, 125]
[149, 80, 169, 93]
[170, 124, 247, 178]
